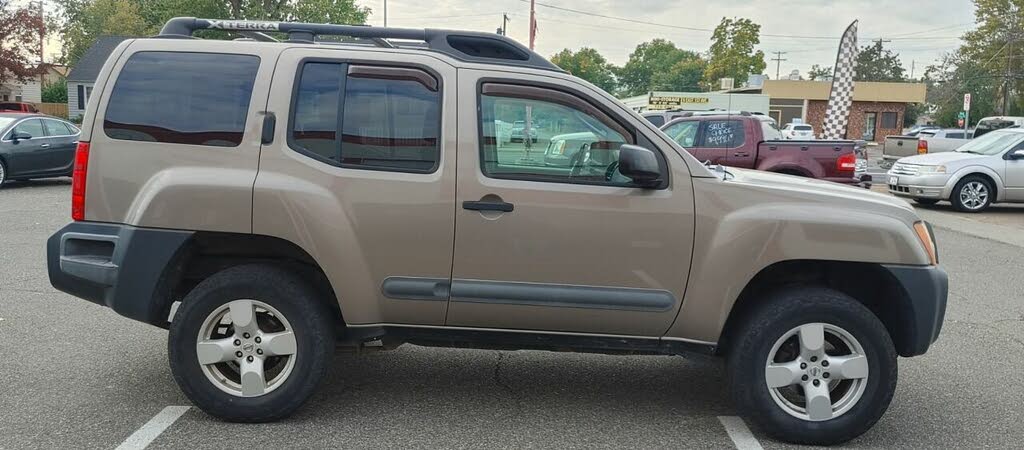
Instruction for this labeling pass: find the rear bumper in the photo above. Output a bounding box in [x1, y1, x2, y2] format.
[47, 222, 193, 326]
[882, 264, 948, 357]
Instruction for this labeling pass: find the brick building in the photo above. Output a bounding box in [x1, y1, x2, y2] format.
[730, 80, 927, 143]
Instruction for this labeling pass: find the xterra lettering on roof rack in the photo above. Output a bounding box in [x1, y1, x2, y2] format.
[158, 17, 564, 73]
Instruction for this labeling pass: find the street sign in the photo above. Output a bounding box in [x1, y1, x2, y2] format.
[958, 111, 966, 119]
[963, 93, 972, 112]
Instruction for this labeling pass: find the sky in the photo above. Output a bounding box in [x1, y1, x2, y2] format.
[355, 0, 978, 79]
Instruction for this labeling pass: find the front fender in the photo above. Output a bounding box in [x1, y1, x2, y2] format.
[666, 177, 929, 343]
[943, 165, 1006, 200]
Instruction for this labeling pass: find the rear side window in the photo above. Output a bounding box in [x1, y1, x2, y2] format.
[289, 62, 441, 172]
[699, 120, 745, 148]
[104, 52, 260, 147]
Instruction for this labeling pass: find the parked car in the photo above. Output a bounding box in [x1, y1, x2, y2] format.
[0, 113, 80, 186]
[542, 131, 598, 167]
[972, 116, 1024, 138]
[660, 114, 868, 185]
[510, 120, 538, 143]
[781, 123, 815, 140]
[882, 129, 970, 169]
[0, 102, 39, 113]
[903, 124, 940, 136]
[46, 18, 947, 446]
[887, 128, 1024, 212]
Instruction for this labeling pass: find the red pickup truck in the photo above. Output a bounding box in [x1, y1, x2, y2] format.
[660, 114, 867, 185]
[0, 102, 39, 113]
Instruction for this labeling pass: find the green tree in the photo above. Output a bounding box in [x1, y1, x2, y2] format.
[958, 0, 1023, 115]
[64, 0, 152, 66]
[616, 39, 706, 96]
[807, 64, 832, 80]
[550, 47, 617, 93]
[289, 0, 369, 23]
[854, 41, 906, 82]
[42, 79, 68, 103]
[703, 17, 766, 88]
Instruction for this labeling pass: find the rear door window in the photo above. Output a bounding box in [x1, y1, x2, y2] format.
[699, 120, 745, 148]
[103, 51, 260, 147]
[288, 62, 441, 173]
[42, 119, 75, 136]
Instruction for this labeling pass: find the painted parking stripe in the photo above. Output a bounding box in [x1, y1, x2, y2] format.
[115, 406, 191, 450]
[718, 416, 764, 450]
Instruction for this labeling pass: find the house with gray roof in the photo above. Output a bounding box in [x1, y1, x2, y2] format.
[67, 36, 132, 119]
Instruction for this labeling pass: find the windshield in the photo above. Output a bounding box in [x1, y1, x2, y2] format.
[974, 119, 1016, 138]
[955, 130, 1024, 155]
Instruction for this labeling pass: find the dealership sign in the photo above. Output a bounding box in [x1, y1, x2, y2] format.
[648, 94, 711, 110]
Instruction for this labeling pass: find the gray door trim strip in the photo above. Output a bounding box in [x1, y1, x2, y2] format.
[381, 277, 450, 301]
[449, 279, 676, 312]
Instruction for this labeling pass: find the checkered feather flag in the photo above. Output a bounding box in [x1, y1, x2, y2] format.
[822, 21, 859, 140]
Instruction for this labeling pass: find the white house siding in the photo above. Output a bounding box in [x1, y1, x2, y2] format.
[0, 78, 42, 103]
[68, 82, 94, 119]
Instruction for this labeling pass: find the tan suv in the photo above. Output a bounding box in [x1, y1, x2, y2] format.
[46, 18, 947, 445]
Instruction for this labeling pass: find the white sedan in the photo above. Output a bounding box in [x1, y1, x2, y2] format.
[781, 123, 815, 140]
[887, 128, 1024, 212]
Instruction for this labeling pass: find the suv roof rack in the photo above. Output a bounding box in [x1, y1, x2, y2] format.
[158, 17, 563, 73]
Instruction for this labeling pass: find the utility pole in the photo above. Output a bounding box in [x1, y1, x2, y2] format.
[497, 13, 509, 35]
[771, 51, 787, 80]
[30, 1, 44, 65]
[383, 0, 387, 27]
[872, 38, 891, 48]
[1003, 33, 1013, 115]
[529, 0, 537, 50]
[910, 60, 915, 79]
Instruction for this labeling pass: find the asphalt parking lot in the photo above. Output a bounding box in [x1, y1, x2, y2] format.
[1, 178, 1022, 449]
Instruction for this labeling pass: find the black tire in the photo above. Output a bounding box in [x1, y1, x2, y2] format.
[168, 264, 336, 422]
[950, 175, 993, 213]
[0, 158, 7, 186]
[913, 198, 939, 206]
[728, 287, 897, 445]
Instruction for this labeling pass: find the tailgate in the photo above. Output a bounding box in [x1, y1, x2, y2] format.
[883, 136, 918, 159]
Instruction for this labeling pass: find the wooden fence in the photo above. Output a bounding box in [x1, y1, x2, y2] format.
[34, 102, 68, 118]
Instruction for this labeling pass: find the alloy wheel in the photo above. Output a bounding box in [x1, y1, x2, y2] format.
[196, 299, 298, 397]
[765, 323, 869, 422]
[959, 181, 989, 210]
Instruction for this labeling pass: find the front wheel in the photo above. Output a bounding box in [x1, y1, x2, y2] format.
[951, 176, 992, 212]
[168, 264, 335, 422]
[728, 287, 897, 445]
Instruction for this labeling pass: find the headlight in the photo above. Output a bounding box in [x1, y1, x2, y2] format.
[917, 165, 947, 174]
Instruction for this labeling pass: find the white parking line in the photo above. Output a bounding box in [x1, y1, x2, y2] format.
[115, 406, 191, 450]
[718, 416, 764, 450]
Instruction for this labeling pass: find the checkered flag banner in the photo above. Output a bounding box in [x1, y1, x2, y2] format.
[822, 21, 859, 140]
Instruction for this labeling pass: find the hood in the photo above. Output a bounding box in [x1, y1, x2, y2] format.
[898, 152, 983, 165]
[723, 166, 915, 212]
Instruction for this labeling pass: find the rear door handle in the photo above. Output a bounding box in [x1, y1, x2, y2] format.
[40, 143, 50, 148]
[463, 200, 514, 212]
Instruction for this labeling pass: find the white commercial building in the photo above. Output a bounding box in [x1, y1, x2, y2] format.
[621, 91, 770, 115]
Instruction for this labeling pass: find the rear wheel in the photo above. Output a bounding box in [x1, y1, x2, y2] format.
[728, 287, 897, 445]
[951, 176, 992, 212]
[0, 159, 7, 186]
[168, 264, 335, 422]
[913, 198, 939, 206]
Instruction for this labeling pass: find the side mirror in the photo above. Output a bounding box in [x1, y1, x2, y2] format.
[10, 132, 31, 142]
[618, 144, 663, 188]
[1011, 149, 1024, 159]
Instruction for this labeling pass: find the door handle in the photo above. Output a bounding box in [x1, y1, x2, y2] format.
[734, 152, 750, 157]
[40, 143, 50, 148]
[463, 200, 514, 212]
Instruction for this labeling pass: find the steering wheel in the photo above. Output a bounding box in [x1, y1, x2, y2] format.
[605, 161, 620, 182]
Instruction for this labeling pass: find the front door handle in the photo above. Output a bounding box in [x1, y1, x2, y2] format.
[734, 151, 750, 157]
[463, 200, 514, 212]
[40, 143, 50, 148]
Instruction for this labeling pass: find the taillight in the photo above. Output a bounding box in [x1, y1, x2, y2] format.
[836, 152, 857, 172]
[71, 142, 90, 221]
[917, 139, 928, 154]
